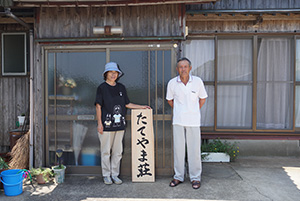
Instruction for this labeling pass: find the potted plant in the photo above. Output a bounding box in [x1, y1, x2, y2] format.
[201, 139, 239, 162]
[58, 75, 77, 95]
[52, 149, 66, 184]
[0, 157, 9, 189]
[30, 167, 54, 184]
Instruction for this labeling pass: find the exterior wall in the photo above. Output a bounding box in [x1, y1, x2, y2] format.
[227, 140, 300, 157]
[36, 5, 183, 38]
[0, 24, 30, 151]
[187, 17, 300, 34]
[2, 1, 300, 168]
[33, 5, 182, 167]
[0, 77, 29, 150]
[187, 0, 300, 34]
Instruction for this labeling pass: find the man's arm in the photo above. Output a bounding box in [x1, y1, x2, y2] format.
[199, 98, 206, 109]
[168, 100, 174, 108]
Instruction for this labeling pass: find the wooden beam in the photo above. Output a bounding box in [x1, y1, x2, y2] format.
[187, 13, 300, 22]
[14, 0, 219, 7]
[202, 131, 300, 140]
[0, 17, 34, 24]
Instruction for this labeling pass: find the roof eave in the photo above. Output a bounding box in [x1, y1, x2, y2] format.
[12, 0, 219, 7]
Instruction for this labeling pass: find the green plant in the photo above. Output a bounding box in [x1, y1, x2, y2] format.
[202, 139, 239, 161]
[0, 157, 9, 170]
[30, 167, 54, 183]
[53, 164, 66, 170]
[58, 75, 77, 88]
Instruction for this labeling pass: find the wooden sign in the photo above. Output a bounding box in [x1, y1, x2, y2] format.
[131, 109, 155, 182]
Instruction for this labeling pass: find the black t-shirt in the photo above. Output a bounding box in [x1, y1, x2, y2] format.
[95, 82, 130, 131]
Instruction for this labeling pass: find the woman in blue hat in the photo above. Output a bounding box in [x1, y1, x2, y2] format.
[95, 62, 150, 185]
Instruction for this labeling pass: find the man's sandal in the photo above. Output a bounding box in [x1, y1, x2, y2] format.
[191, 180, 201, 189]
[169, 179, 182, 187]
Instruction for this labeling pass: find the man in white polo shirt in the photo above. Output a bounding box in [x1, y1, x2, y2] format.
[166, 57, 208, 189]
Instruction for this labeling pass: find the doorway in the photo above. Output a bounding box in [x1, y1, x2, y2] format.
[45, 44, 176, 175]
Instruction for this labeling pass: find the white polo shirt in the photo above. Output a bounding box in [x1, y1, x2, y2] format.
[166, 75, 208, 127]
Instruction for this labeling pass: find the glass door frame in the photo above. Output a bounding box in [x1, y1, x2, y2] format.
[44, 43, 177, 175]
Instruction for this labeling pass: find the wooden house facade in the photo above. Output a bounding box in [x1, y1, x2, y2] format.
[1, 0, 300, 175]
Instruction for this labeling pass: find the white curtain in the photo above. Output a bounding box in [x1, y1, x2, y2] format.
[296, 40, 300, 127]
[217, 39, 253, 128]
[184, 40, 214, 126]
[184, 40, 215, 81]
[257, 38, 293, 129]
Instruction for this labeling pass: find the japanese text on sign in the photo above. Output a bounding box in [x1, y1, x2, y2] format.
[131, 109, 155, 182]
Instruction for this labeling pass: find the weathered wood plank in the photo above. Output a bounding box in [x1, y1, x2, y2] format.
[187, 19, 300, 34]
[36, 5, 181, 38]
[34, 43, 44, 167]
[131, 109, 155, 182]
[0, 77, 29, 147]
[0, 17, 34, 24]
[187, 13, 300, 22]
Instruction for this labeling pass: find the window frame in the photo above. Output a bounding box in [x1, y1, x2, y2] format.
[186, 34, 297, 133]
[1, 32, 27, 76]
[255, 35, 295, 132]
[295, 36, 300, 131]
[215, 36, 254, 131]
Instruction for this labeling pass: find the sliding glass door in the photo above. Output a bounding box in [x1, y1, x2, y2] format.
[45, 44, 175, 174]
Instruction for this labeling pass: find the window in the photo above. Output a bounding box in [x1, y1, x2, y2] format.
[1, 33, 27, 76]
[185, 36, 295, 131]
[217, 39, 253, 129]
[257, 38, 293, 130]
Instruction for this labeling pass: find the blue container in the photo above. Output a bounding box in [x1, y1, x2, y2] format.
[0, 169, 24, 196]
[81, 153, 97, 166]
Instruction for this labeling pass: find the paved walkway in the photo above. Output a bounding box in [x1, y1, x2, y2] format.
[1, 156, 300, 201]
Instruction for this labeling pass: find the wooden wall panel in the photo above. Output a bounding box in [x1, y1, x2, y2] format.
[33, 44, 44, 167]
[187, 19, 300, 34]
[36, 5, 182, 38]
[0, 24, 30, 151]
[0, 77, 29, 148]
[186, 0, 300, 34]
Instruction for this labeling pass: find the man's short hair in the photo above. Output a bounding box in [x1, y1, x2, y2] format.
[177, 57, 191, 66]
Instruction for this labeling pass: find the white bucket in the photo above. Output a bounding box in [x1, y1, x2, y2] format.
[17, 116, 25, 126]
[52, 166, 66, 184]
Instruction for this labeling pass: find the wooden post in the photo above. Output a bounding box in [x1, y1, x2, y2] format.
[131, 109, 155, 182]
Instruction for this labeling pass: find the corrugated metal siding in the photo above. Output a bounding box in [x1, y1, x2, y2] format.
[36, 5, 182, 38]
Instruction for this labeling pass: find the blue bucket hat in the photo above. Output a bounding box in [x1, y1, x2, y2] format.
[103, 62, 123, 78]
